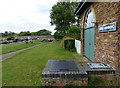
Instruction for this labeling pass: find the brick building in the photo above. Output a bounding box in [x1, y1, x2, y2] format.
[75, 1, 120, 80]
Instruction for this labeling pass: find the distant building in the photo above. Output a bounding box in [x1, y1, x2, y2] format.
[15, 36, 55, 41]
[0, 38, 7, 41]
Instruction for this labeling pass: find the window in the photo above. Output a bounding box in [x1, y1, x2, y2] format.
[84, 9, 95, 28]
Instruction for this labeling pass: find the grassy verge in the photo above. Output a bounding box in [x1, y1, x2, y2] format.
[0, 40, 43, 54]
[2, 41, 118, 86]
[2, 41, 76, 86]
[0, 61, 2, 87]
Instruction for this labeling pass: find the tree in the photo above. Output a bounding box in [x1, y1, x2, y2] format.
[66, 26, 81, 40]
[19, 31, 31, 36]
[2, 31, 17, 40]
[37, 29, 52, 36]
[31, 32, 37, 36]
[2, 31, 9, 37]
[50, 2, 79, 38]
[54, 31, 66, 40]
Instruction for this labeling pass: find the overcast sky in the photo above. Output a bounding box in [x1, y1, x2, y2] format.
[0, 0, 58, 34]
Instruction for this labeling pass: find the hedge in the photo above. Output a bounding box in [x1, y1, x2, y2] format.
[63, 37, 76, 52]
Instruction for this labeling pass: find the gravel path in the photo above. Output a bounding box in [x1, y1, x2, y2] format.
[0, 43, 46, 61]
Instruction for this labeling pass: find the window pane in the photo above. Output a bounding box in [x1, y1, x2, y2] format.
[84, 9, 94, 28]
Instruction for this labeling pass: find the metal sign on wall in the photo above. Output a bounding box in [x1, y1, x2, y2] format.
[98, 22, 116, 32]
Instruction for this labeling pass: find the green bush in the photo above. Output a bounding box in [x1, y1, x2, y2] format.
[67, 26, 81, 40]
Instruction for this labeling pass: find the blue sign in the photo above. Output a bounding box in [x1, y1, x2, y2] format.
[98, 22, 116, 32]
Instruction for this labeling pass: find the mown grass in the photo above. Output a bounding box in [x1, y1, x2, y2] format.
[2, 41, 76, 86]
[2, 41, 119, 87]
[0, 61, 2, 87]
[0, 40, 43, 54]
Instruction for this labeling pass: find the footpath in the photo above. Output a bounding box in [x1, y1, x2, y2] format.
[0, 43, 46, 61]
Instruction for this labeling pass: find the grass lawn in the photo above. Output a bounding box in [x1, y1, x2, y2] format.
[2, 41, 77, 86]
[0, 40, 43, 54]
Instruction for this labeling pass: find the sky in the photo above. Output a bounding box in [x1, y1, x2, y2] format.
[0, 0, 58, 35]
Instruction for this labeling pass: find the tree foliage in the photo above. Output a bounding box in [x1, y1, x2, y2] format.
[66, 26, 81, 40]
[2, 31, 17, 40]
[2, 31, 16, 37]
[1, 29, 52, 40]
[19, 31, 31, 36]
[37, 29, 52, 36]
[50, 2, 79, 39]
[54, 31, 66, 40]
[31, 29, 52, 36]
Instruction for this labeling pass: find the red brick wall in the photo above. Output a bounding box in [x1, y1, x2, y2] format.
[80, 2, 120, 80]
